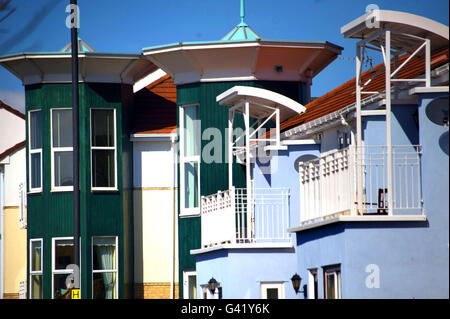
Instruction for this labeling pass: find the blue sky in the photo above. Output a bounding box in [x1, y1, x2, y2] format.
[0, 0, 448, 112]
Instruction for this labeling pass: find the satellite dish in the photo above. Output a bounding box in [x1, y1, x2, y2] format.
[294, 154, 318, 173]
[439, 131, 449, 156]
[425, 96, 449, 126]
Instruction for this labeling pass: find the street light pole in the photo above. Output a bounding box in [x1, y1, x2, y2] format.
[70, 0, 80, 292]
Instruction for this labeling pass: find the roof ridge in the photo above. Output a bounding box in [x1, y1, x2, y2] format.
[0, 99, 25, 119]
[0, 140, 25, 161]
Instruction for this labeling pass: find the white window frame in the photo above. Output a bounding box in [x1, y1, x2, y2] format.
[91, 236, 119, 299]
[308, 268, 319, 299]
[260, 282, 285, 299]
[52, 237, 81, 299]
[51, 108, 74, 192]
[179, 104, 201, 217]
[29, 238, 43, 299]
[183, 270, 197, 299]
[323, 265, 342, 299]
[90, 108, 118, 191]
[28, 109, 42, 193]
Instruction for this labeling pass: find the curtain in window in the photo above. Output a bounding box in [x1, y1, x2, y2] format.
[95, 239, 116, 299]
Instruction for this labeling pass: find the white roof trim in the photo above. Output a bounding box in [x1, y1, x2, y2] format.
[216, 85, 306, 115]
[133, 68, 167, 93]
[341, 10, 449, 41]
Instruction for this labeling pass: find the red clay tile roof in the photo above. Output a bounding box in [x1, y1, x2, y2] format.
[280, 48, 449, 133]
[133, 74, 177, 135]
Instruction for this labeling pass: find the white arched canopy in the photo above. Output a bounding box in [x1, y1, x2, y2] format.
[216, 85, 306, 190]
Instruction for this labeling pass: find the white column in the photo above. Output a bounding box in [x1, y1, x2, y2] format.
[228, 110, 234, 190]
[244, 101, 252, 240]
[385, 30, 393, 215]
[356, 44, 363, 215]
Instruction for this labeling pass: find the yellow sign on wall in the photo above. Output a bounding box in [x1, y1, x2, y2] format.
[71, 289, 81, 299]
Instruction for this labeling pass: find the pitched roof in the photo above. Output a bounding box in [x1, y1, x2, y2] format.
[133, 74, 177, 135]
[280, 48, 449, 133]
[0, 140, 25, 161]
[0, 99, 25, 119]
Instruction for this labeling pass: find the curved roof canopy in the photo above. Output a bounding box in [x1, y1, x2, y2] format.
[217, 85, 306, 121]
[341, 10, 449, 54]
[0, 39, 156, 85]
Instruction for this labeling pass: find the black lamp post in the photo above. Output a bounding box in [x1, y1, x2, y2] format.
[208, 277, 218, 294]
[291, 273, 307, 298]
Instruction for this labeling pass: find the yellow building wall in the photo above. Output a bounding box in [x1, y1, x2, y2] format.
[3, 206, 26, 298]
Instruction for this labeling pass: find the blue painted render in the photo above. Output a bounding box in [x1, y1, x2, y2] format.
[294, 94, 449, 299]
[195, 248, 297, 299]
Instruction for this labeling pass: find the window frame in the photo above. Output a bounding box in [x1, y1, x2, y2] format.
[183, 270, 197, 299]
[323, 264, 342, 299]
[29, 238, 43, 299]
[51, 237, 81, 299]
[90, 108, 118, 191]
[50, 108, 74, 192]
[28, 109, 43, 193]
[260, 282, 285, 299]
[179, 104, 201, 217]
[91, 236, 119, 299]
[307, 268, 319, 299]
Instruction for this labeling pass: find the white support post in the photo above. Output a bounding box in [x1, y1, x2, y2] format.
[244, 100, 253, 240]
[385, 30, 393, 216]
[275, 108, 280, 147]
[425, 38, 431, 87]
[228, 109, 234, 190]
[356, 44, 363, 215]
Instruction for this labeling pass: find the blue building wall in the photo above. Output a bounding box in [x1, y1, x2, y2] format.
[194, 144, 320, 299]
[294, 95, 448, 298]
[195, 248, 297, 299]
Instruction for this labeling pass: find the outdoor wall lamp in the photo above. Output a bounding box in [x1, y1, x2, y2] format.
[291, 273, 307, 298]
[208, 277, 218, 294]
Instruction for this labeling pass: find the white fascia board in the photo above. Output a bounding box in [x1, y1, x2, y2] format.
[281, 139, 318, 145]
[409, 86, 449, 94]
[130, 133, 177, 142]
[133, 68, 167, 93]
[190, 242, 293, 255]
[288, 215, 427, 233]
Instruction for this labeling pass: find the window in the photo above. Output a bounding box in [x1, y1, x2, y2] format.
[308, 269, 319, 299]
[91, 109, 117, 190]
[29, 239, 43, 299]
[180, 104, 200, 216]
[28, 110, 42, 192]
[51, 109, 73, 191]
[52, 238, 79, 299]
[92, 237, 118, 299]
[260, 282, 285, 299]
[338, 131, 351, 149]
[323, 265, 341, 299]
[183, 270, 197, 299]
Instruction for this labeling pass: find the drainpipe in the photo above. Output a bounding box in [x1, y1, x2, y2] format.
[0, 165, 4, 299]
[70, 0, 81, 292]
[170, 135, 177, 299]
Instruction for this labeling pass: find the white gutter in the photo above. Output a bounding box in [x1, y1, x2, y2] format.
[282, 63, 449, 140]
[130, 133, 177, 142]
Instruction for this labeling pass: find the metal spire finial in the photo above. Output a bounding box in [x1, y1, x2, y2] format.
[240, 0, 245, 24]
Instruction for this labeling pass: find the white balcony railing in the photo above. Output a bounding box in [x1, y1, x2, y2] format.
[201, 187, 290, 248]
[299, 145, 423, 225]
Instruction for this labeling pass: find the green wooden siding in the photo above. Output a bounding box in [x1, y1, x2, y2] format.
[177, 80, 305, 298]
[25, 82, 134, 299]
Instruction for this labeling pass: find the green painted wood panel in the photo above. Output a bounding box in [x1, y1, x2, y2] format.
[25, 82, 133, 299]
[176, 80, 305, 298]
